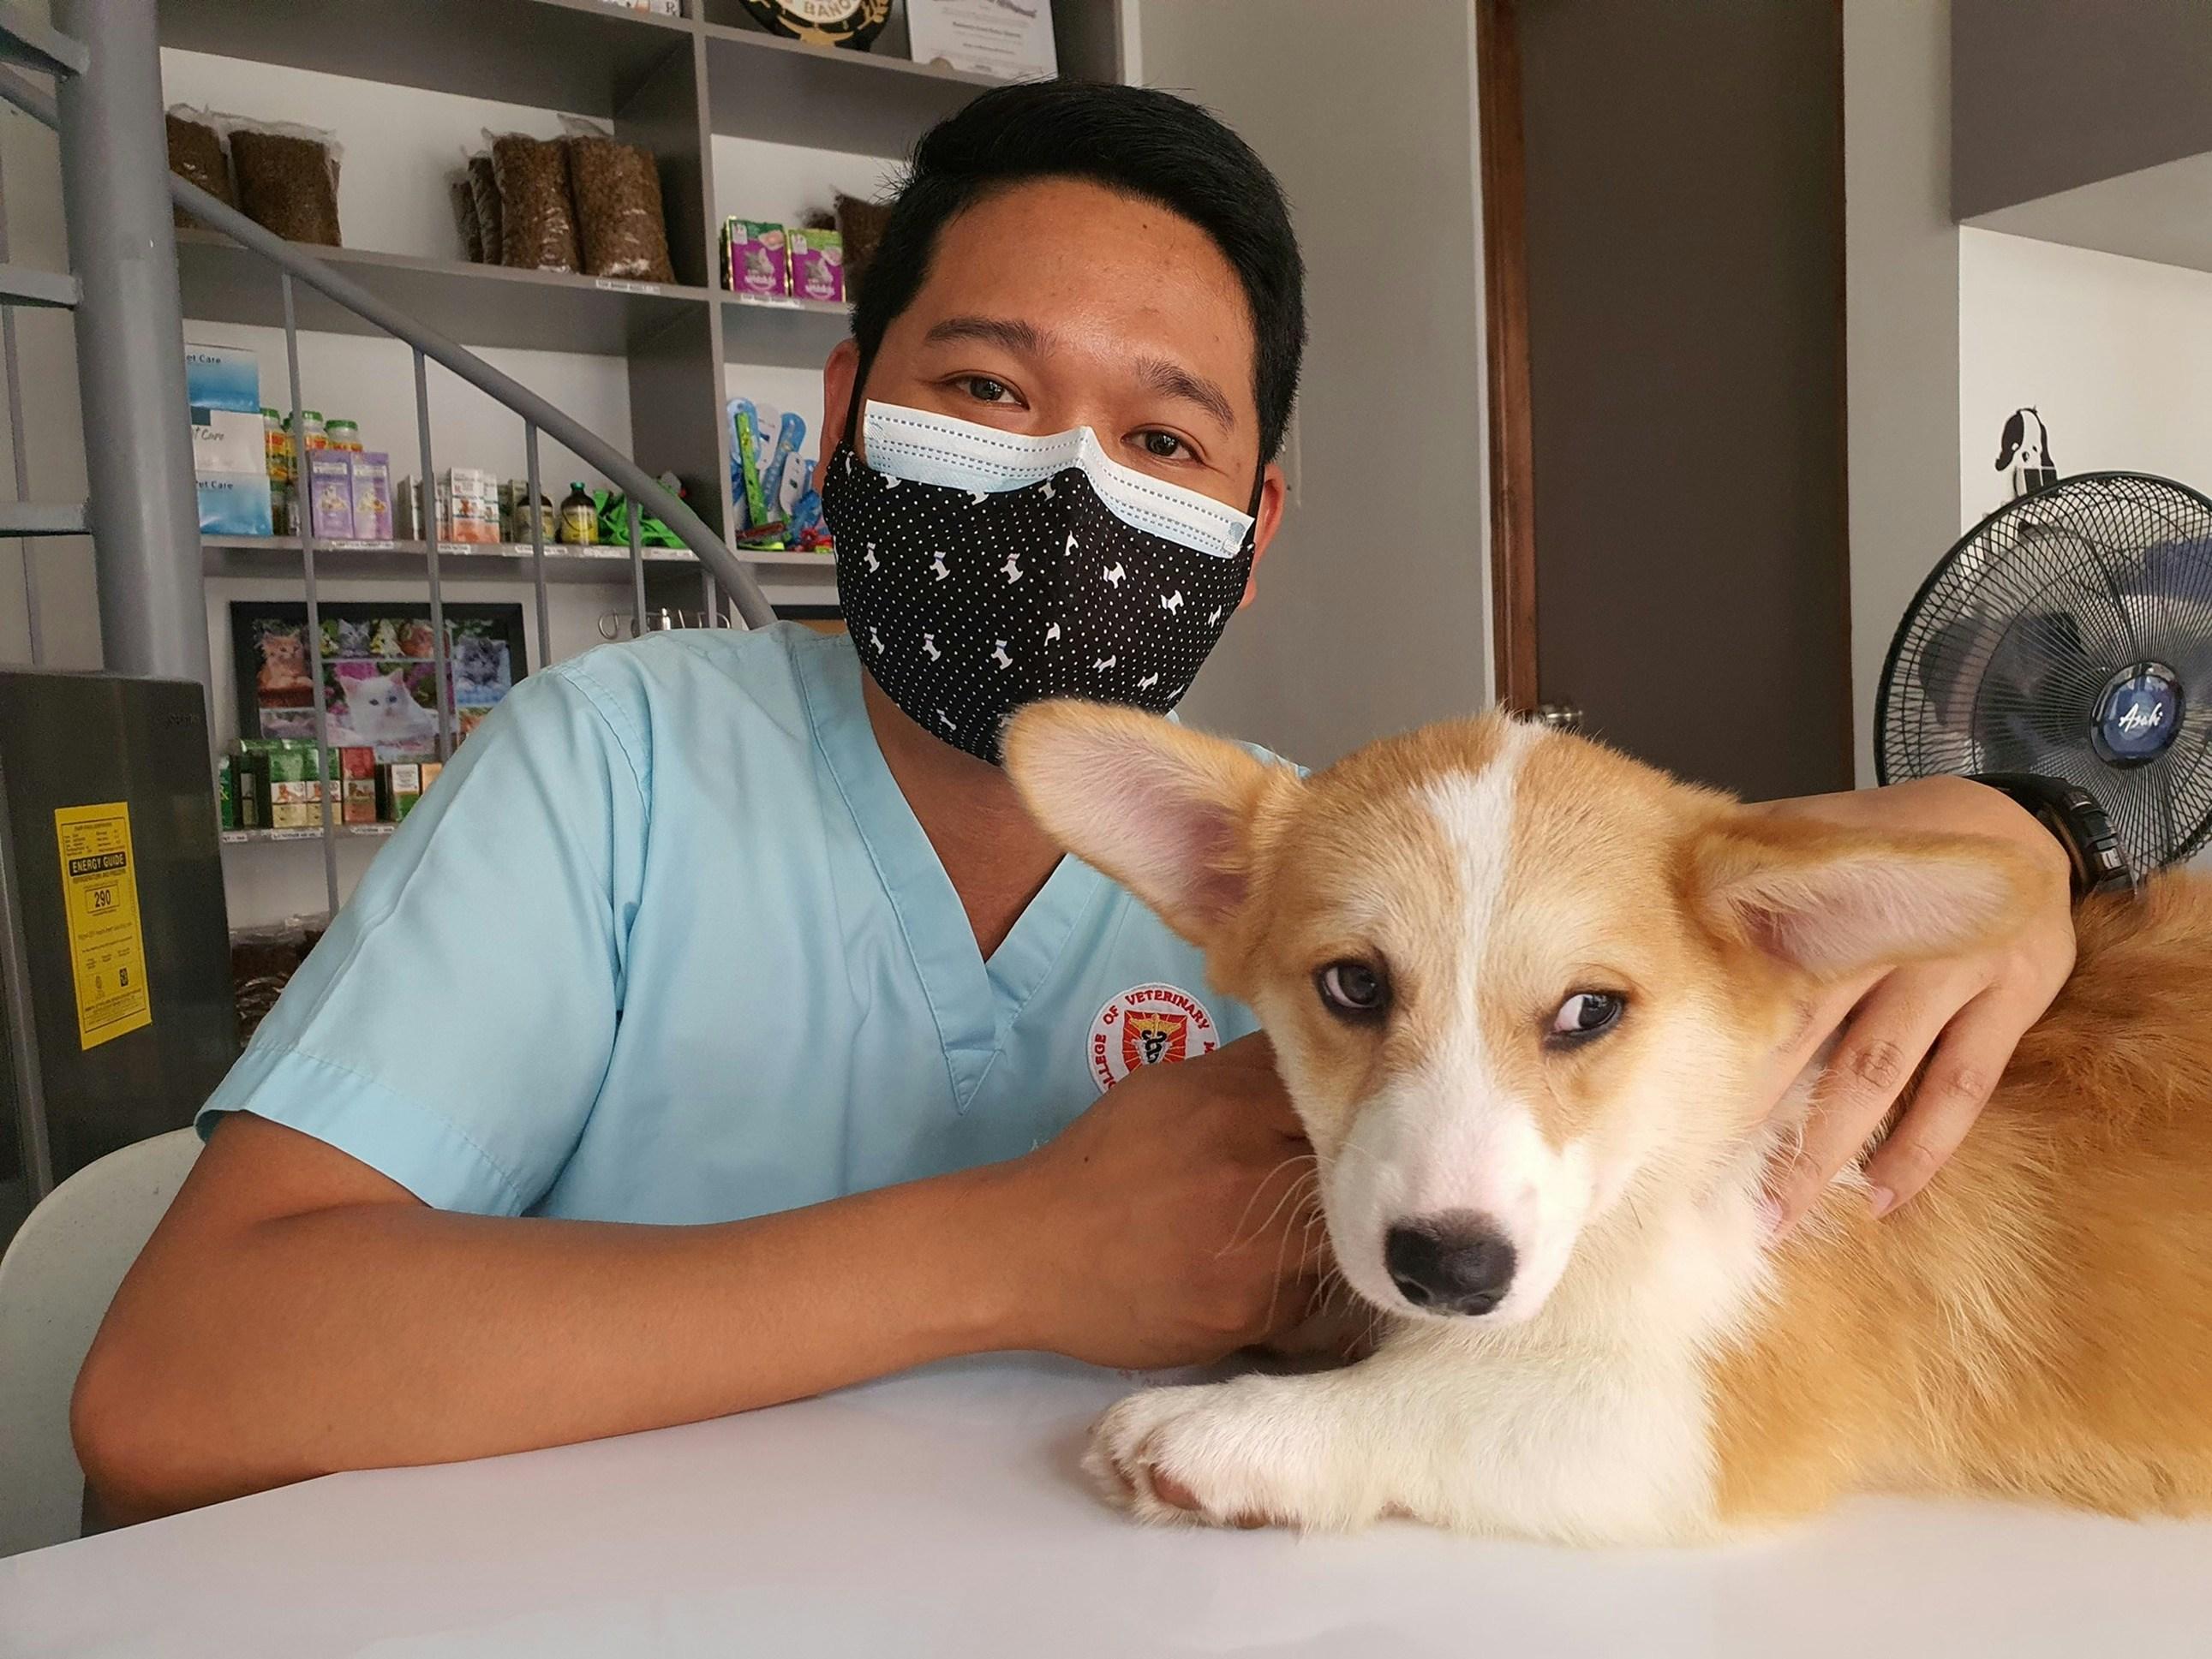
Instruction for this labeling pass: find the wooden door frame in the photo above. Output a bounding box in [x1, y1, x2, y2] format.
[1475, 0, 1540, 713]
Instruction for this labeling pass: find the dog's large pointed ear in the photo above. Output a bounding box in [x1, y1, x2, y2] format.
[1002, 700, 1295, 946]
[1692, 813, 2036, 980]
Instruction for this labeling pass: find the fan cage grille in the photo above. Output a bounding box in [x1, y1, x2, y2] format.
[1876, 471, 2212, 877]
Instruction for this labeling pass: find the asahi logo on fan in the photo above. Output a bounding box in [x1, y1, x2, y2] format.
[2117, 698, 2167, 736]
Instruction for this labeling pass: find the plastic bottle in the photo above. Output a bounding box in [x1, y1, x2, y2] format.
[326, 419, 362, 452]
[289, 409, 327, 451]
[560, 481, 598, 546]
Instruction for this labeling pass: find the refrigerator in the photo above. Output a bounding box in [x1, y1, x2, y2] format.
[0, 671, 236, 1246]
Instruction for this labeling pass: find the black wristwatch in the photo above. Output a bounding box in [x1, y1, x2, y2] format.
[1966, 773, 2134, 901]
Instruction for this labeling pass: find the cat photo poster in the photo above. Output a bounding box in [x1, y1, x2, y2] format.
[233, 601, 529, 761]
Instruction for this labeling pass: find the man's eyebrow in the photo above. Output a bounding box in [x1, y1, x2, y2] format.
[1133, 356, 1236, 430]
[922, 315, 1050, 354]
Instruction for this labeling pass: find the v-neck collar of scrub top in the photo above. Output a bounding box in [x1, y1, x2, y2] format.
[796, 634, 1110, 1112]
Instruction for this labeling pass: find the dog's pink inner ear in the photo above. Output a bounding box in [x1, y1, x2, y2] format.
[1701, 829, 2019, 979]
[1003, 703, 1277, 941]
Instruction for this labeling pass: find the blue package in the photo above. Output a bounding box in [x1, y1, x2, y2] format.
[183, 341, 260, 415]
[760, 411, 805, 516]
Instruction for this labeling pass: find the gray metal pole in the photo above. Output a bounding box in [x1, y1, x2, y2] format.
[53, 0, 210, 695]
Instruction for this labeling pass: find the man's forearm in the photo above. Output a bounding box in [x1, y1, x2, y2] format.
[75, 1119, 1050, 1520]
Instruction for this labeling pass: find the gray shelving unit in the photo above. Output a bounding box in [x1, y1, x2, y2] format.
[158, 0, 1130, 597]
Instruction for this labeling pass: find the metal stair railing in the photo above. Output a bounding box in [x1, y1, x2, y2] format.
[0, 15, 779, 916]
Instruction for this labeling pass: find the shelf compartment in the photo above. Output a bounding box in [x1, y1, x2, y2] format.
[176, 229, 715, 357]
[204, 534, 698, 586]
[699, 18, 999, 154]
[156, 0, 691, 118]
[719, 290, 849, 367]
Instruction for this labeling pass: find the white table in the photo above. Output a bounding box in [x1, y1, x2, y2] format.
[5, 1354, 2207, 1657]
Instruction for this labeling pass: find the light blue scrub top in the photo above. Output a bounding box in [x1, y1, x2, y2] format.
[199, 624, 1260, 1222]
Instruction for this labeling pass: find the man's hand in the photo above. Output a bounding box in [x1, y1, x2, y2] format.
[1752, 775, 2077, 1231]
[1003, 1033, 1323, 1369]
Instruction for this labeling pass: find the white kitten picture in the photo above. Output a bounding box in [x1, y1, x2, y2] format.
[341, 670, 439, 746]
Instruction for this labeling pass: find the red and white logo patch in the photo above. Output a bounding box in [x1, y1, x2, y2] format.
[1090, 982, 1219, 1093]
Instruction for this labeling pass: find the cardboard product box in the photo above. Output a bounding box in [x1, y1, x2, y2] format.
[183, 341, 260, 414]
[307, 450, 356, 540]
[378, 761, 422, 822]
[196, 467, 274, 537]
[350, 452, 392, 540]
[265, 742, 323, 830]
[339, 746, 378, 824]
[217, 755, 236, 831]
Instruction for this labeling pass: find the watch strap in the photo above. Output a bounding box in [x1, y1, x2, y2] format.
[1966, 772, 2134, 901]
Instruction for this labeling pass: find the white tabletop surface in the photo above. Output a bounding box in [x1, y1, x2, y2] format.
[5, 1353, 2208, 1658]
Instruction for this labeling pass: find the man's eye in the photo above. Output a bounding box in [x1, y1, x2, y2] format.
[1138, 430, 1188, 460]
[964, 377, 1013, 403]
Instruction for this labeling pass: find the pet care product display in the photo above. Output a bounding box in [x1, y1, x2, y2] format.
[734, 0, 888, 49]
[229, 119, 343, 246]
[377, 761, 423, 822]
[350, 453, 392, 540]
[567, 134, 675, 283]
[787, 226, 845, 304]
[720, 219, 788, 298]
[467, 153, 505, 266]
[326, 419, 362, 451]
[288, 409, 327, 451]
[307, 449, 356, 540]
[906, 0, 1058, 81]
[164, 107, 235, 229]
[400, 468, 500, 544]
[186, 340, 273, 536]
[489, 131, 580, 272]
[560, 480, 600, 546]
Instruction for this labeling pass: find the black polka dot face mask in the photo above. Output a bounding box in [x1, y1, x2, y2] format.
[823, 401, 1257, 765]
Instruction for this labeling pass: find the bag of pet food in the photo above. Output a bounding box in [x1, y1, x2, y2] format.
[487, 130, 578, 272]
[466, 153, 504, 266]
[229, 117, 344, 246]
[568, 134, 674, 282]
[450, 175, 483, 263]
[165, 105, 235, 230]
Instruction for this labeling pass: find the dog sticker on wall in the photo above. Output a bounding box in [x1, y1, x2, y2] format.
[1995, 407, 2060, 499]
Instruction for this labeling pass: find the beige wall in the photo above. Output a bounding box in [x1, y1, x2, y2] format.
[1844, 0, 1961, 784]
[1138, 0, 1492, 768]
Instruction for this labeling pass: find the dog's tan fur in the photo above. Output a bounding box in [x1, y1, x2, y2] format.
[1005, 701, 2212, 1538]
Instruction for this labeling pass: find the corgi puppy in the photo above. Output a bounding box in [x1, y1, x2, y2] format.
[1002, 702, 2212, 1543]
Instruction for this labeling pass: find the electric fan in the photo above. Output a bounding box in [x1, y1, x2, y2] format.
[1876, 471, 2212, 877]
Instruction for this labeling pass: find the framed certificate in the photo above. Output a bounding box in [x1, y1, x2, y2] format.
[906, 0, 1058, 82]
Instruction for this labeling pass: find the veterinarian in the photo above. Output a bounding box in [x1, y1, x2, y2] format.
[75, 82, 2081, 1520]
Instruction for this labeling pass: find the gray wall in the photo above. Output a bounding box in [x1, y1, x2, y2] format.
[1953, 0, 2212, 218]
[1846, 0, 1960, 784]
[1139, 0, 1492, 769]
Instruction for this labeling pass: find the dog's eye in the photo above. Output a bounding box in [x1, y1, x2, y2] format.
[1548, 991, 1624, 1044]
[1317, 960, 1390, 1019]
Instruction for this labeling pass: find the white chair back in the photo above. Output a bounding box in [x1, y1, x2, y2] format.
[0, 1128, 200, 1557]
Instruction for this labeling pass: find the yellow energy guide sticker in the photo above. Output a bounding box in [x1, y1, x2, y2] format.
[54, 801, 152, 1049]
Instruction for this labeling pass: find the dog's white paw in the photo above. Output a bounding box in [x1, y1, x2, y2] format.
[1084, 1378, 1365, 1531]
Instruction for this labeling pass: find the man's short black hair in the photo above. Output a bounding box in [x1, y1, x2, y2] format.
[852, 81, 1306, 464]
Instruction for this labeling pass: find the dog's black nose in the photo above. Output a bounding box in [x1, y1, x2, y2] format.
[1384, 1213, 1516, 1315]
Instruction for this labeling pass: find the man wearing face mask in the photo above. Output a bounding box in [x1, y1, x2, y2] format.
[75, 82, 2079, 1520]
